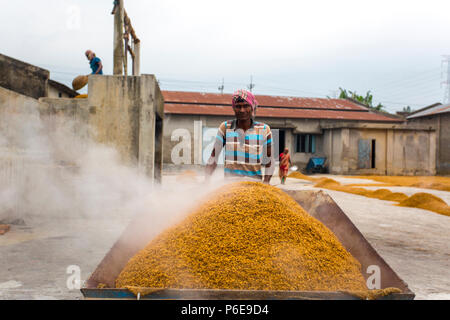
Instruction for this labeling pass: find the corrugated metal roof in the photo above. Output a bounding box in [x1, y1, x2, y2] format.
[407, 103, 450, 119]
[162, 91, 367, 111]
[162, 91, 403, 122]
[164, 104, 403, 122]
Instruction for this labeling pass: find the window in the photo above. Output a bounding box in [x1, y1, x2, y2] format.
[295, 134, 316, 153]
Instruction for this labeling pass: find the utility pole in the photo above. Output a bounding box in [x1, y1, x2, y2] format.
[112, 0, 140, 76]
[132, 40, 141, 76]
[247, 75, 255, 92]
[441, 55, 450, 104]
[113, 0, 125, 75]
[218, 78, 224, 94]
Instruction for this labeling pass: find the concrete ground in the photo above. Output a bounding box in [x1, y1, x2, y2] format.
[0, 216, 132, 299]
[279, 175, 450, 300]
[0, 174, 449, 300]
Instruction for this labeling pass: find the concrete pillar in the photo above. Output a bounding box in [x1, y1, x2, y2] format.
[285, 129, 293, 154]
[87, 75, 164, 182]
[429, 131, 437, 175]
[193, 120, 203, 165]
[138, 76, 155, 179]
[386, 129, 394, 175]
[132, 41, 140, 76]
[341, 128, 350, 174]
[113, 0, 124, 75]
[329, 130, 333, 170]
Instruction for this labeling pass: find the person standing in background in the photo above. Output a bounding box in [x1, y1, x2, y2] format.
[279, 147, 291, 185]
[85, 50, 103, 75]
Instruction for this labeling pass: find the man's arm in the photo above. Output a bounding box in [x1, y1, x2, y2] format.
[262, 128, 274, 184]
[263, 143, 273, 184]
[205, 124, 225, 179]
[205, 148, 219, 177]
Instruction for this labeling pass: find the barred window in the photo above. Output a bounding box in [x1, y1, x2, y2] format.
[295, 134, 316, 153]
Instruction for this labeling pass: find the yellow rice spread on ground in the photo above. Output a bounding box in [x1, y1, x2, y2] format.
[286, 171, 315, 181]
[398, 193, 450, 216]
[310, 177, 450, 217]
[115, 181, 368, 292]
[347, 175, 450, 192]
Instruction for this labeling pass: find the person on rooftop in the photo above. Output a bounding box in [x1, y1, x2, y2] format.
[206, 89, 274, 184]
[85, 50, 103, 75]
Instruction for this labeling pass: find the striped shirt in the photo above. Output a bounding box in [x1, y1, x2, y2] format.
[214, 119, 273, 180]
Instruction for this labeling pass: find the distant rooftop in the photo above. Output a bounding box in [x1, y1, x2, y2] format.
[48, 79, 79, 98]
[407, 103, 450, 119]
[162, 91, 403, 122]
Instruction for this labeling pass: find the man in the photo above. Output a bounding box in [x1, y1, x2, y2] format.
[279, 147, 291, 185]
[205, 89, 274, 184]
[85, 50, 103, 75]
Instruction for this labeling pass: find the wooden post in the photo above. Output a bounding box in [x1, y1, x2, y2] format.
[123, 31, 128, 76]
[113, 0, 124, 75]
[132, 41, 140, 76]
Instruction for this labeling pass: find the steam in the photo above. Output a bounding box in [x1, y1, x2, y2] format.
[0, 105, 225, 235]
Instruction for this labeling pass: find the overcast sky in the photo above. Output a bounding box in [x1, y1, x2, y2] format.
[2, 0, 450, 112]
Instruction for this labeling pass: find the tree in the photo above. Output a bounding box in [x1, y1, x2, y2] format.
[402, 106, 412, 113]
[337, 88, 385, 111]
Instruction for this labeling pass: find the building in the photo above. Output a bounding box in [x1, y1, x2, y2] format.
[48, 79, 79, 98]
[407, 103, 450, 175]
[0, 53, 78, 99]
[163, 91, 437, 175]
[0, 53, 164, 183]
[0, 52, 439, 177]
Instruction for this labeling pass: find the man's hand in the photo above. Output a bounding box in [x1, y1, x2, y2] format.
[262, 142, 273, 185]
[205, 161, 216, 181]
[205, 149, 218, 182]
[263, 175, 271, 185]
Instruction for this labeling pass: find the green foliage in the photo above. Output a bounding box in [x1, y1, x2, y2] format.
[338, 88, 385, 111]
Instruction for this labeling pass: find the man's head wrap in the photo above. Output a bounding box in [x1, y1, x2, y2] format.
[232, 89, 258, 117]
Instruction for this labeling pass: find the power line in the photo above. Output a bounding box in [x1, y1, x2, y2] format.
[376, 100, 425, 106]
[382, 90, 442, 102]
[370, 67, 441, 91]
[374, 86, 442, 102]
[371, 77, 441, 100]
[37, 62, 443, 107]
[379, 74, 441, 91]
[159, 77, 430, 108]
[160, 80, 432, 111]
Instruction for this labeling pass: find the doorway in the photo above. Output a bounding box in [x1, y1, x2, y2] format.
[272, 129, 285, 158]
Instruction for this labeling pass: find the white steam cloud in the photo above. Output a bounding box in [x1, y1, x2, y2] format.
[0, 104, 225, 237]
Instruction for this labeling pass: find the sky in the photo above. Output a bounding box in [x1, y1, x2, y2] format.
[2, 0, 450, 112]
